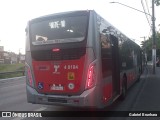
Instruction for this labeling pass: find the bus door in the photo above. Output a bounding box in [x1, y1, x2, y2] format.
[110, 35, 120, 98]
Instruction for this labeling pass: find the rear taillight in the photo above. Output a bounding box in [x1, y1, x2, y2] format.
[52, 48, 60, 52]
[26, 64, 34, 87]
[86, 65, 95, 89]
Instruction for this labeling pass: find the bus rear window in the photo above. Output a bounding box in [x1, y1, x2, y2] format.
[30, 15, 88, 45]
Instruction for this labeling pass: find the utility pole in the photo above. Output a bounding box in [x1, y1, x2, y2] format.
[152, 0, 156, 74]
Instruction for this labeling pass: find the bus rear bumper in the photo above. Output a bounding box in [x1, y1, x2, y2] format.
[26, 85, 99, 108]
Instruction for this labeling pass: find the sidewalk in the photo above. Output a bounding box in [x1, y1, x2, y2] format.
[131, 64, 160, 111]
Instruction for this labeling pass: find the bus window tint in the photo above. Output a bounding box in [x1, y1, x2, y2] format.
[100, 33, 112, 78]
[30, 15, 88, 45]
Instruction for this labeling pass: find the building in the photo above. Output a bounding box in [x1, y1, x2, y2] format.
[19, 54, 25, 63]
[0, 46, 4, 64]
[0, 46, 25, 64]
[10, 52, 18, 64]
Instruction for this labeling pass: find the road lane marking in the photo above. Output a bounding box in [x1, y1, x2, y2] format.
[34, 106, 47, 111]
[12, 107, 47, 120]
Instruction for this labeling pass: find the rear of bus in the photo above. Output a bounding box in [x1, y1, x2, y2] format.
[25, 10, 103, 108]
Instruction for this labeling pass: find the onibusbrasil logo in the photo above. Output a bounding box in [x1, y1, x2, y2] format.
[1, 112, 42, 118]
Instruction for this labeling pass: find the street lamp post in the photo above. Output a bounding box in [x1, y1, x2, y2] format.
[110, 2, 152, 16]
[110, 1, 156, 74]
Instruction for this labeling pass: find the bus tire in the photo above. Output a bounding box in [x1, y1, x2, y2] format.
[119, 76, 127, 100]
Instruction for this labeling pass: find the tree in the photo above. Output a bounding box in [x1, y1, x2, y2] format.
[155, 0, 160, 6]
[156, 32, 160, 48]
[141, 31, 160, 60]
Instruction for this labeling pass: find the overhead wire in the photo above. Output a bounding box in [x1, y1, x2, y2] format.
[145, 0, 151, 15]
[141, 0, 152, 28]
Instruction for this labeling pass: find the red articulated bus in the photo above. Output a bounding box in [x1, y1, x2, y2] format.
[25, 10, 142, 108]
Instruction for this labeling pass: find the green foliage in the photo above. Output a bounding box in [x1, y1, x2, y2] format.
[157, 32, 160, 48]
[155, 0, 160, 6]
[0, 63, 25, 79]
[141, 32, 160, 59]
[0, 63, 24, 72]
[0, 73, 24, 79]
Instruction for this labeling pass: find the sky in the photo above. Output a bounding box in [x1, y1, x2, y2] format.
[0, 0, 160, 54]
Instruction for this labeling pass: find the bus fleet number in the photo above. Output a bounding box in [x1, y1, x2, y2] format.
[64, 65, 78, 70]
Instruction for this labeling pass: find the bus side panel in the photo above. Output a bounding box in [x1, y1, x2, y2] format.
[96, 14, 116, 106]
[102, 80, 112, 103]
[82, 11, 105, 108]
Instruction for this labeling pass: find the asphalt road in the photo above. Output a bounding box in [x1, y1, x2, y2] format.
[0, 65, 159, 120]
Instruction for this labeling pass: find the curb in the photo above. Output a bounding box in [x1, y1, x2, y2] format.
[0, 76, 26, 82]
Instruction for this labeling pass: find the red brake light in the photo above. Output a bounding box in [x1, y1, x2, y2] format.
[86, 65, 95, 89]
[26, 64, 34, 87]
[52, 48, 60, 52]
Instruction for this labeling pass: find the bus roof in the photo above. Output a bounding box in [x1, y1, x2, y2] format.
[29, 10, 91, 23]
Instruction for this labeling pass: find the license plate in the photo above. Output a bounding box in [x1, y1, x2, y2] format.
[50, 85, 64, 91]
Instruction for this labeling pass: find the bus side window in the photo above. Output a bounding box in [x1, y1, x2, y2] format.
[100, 33, 112, 78]
[101, 34, 111, 49]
